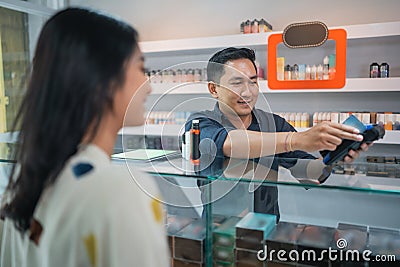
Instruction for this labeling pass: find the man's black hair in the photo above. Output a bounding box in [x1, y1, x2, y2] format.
[207, 47, 257, 83]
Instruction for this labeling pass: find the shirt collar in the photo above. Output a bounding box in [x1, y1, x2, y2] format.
[213, 102, 259, 128]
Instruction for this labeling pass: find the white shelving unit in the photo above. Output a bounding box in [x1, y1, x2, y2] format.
[119, 124, 184, 137]
[140, 21, 400, 53]
[134, 21, 400, 154]
[149, 77, 400, 95]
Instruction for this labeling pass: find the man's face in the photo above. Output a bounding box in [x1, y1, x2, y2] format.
[214, 58, 259, 117]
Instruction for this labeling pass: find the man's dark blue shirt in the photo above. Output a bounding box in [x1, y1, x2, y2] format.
[185, 103, 315, 219]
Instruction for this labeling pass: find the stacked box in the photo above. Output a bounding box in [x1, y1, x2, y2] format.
[167, 215, 194, 258]
[174, 219, 206, 263]
[173, 258, 204, 267]
[296, 224, 335, 267]
[213, 261, 235, 267]
[368, 227, 400, 266]
[266, 262, 297, 266]
[331, 223, 368, 267]
[213, 217, 241, 265]
[265, 221, 306, 265]
[235, 212, 277, 267]
[173, 215, 226, 266]
[235, 249, 265, 267]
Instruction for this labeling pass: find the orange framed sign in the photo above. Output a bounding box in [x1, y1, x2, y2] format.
[267, 29, 347, 89]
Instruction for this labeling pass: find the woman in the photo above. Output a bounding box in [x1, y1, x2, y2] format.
[0, 8, 169, 267]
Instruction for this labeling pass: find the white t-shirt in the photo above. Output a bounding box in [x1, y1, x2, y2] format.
[1, 144, 169, 267]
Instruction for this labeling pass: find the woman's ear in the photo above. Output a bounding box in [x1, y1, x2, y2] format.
[208, 82, 218, 99]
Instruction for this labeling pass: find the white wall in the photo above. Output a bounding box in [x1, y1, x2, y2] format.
[68, 0, 400, 41]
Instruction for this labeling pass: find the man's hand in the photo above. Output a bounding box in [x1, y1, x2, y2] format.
[293, 121, 364, 152]
[343, 142, 372, 163]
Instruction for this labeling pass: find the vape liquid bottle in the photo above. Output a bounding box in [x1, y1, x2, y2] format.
[284, 64, 291, 80]
[298, 64, 306, 80]
[190, 120, 200, 164]
[161, 69, 169, 83]
[292, 64, 299, 80]
[313, 112, 319, 126]
[317, 64, 323, 80]
[305, 65, 311, 80]
[311, 65, 317, 80]
[251, 19, 259, 33]
[255, 61, 264, 79]
[370, 62, 380, 78]
[276, 57, 285, 80]
[202, 67, 207, 81]
[380, 63, 389, 78]
[194, 68, 202, 82]
[258, 19, 267, 32]
[244, 20, 251, 34]
[323, 56, 329, 80]
[240, 22, 244, 34]
[186, 69, 194, 82]
[328, 54, 336, 79]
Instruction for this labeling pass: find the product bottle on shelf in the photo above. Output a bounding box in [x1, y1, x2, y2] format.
[251, 19, 259, 33]
[255, 61, 264, 80]
[380, 63, 389, 78]
[292, 64, 299, 80]
[305, 65, 311, 80]
[244, 20, 251, 34]
[311, 65, 317, 80]
[284, 64, 291, 80]
[277, 57, 285, 81]
[370, 62, 380, 78]
[317, 64, 323, 80]
[328, 54, 336, 80]
[323, 56, 329, 80]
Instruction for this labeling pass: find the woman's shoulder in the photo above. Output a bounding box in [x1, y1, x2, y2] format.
[67, 161, 159, 205]
[67, 145, 160, 197]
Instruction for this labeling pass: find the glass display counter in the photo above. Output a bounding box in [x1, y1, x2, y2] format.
[0, 144, 398, 266]
[114, 154, 400, 267]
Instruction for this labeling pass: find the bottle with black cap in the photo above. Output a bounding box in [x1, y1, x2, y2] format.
[380, 63, 389, 78]
[370, 62, 380, 78]
[190, 119, 200, 164]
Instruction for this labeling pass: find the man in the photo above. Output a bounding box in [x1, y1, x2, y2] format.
[185, 47, 368, 218]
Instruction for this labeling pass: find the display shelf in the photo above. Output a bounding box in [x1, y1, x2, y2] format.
[337, 21, 400, 40]
[140, 21, 400, 53]
[149, 78, 400, 95]
[140, 32, 271, 53]
[374, 130, 400, 145]
[120, 125, 400, 145]
[129, 158, 400, 266]
[119, 124, 184, 137]
[150, 81, 209, 94]
[278, 167, 400, 193]
[262, 78, 400, 93]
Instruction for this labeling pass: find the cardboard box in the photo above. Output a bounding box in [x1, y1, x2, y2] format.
[173, 258, 204, 267]
[213, 217, 241, 248]
[235, 212, 277, 250]
[368, 227, 400, 266]
[235, 248, 266, 267]
[331, 223, 368, 267]
[213, 246, 235, 262]
[213, 261, 235, 267]
[174, 220, 207, 262]
[265, 221, 306, 264]
[173, 215, 225, 262]
[296, 224, 335, 267]
[167, 215, 194, 257]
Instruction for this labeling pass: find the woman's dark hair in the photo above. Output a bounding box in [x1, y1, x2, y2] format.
[1, 8, 139, 231]
[207, 47, 256, 83]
